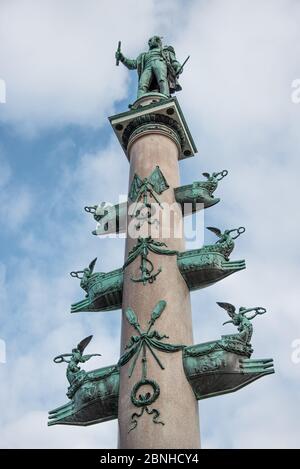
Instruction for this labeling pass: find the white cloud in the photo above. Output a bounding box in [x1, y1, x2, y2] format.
[0, 138, 124, 444]
[177, 0, 300, 135]
[0, 152, 33, 230]
[177, 0, 300, 449]
[201, 381, 300, 448]
[0, 0, 189, 134]
[1, 411, 117, 449]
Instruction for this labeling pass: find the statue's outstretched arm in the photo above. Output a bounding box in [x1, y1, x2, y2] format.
[123, 56, 138, 70]
[241, 307, 266, 319]
[247, 312, 258, 320]
[240, 307, 257, 316]
[115, 50, 137, 70]
[81, 353, 102, 362]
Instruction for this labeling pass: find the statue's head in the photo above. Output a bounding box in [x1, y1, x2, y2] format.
[148, 36, 162, 49]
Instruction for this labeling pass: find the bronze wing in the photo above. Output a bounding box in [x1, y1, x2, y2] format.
[217, 302, 236, 319]
[77, 335, 93, 354]
[88, 257, 97, 273]
[207, 226, 222, 238]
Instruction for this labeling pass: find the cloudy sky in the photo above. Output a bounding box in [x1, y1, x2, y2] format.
[0, 0, 299, 448]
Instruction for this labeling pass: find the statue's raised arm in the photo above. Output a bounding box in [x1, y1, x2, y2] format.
[115, 36, 187, 99]
[115, 42, 137, 71]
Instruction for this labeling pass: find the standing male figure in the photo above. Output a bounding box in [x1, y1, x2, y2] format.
[115, 36, 183, 98]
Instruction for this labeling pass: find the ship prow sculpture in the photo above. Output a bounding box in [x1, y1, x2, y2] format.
[49, 35, 274, 448]
[70, 226, 245, 313]
[85, 170, 228, 236]
[48, 302, 274, 426]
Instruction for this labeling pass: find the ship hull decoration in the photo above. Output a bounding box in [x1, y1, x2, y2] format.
[70, 226, 245, 314]
[85, 171, 228, 236]
[48, 334, 273, 427]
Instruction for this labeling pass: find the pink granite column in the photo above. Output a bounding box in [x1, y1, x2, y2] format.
[118, 113, 200, 448]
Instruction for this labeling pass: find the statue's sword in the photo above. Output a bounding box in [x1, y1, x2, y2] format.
[116, 41, 121, 66]
[176, 55, 190, 76]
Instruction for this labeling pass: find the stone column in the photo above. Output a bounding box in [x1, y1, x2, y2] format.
[117, 95, 200, 449]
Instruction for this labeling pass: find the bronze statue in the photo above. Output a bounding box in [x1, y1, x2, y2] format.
[217, 302, 267, 344]
[203, 226, 245, 260]
[70, 258, 99, 297]
[54, 335, 101, 386]
[115, 36, 187, 98]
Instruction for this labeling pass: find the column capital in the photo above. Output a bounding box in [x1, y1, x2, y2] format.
[109, 94, 197, 161]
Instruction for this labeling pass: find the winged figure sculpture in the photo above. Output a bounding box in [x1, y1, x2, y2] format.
[217, 302, 267, 344]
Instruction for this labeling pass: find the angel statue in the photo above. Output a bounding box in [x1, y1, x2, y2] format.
[53, 335, 101, 387]
[70, 258, 99, 297]
[217, 302, 267, 344]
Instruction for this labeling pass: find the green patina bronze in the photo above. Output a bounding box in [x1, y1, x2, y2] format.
[70, 258, 99, 298]
[115, 36, 185, 98]
[183, 303, 272, 399]
[129, 166, 169, 207]
[70, 227, 246, 313]
[53, 336, 102, 399]
[129, 166, 169, 230]
[70, 257, 122, 313]
[70, 267, 123, 313]
[48, 364, 119, 427]
[87, 170, 228, 236]
[118, 301, 184, 432]
[202, 226, 245, 260]
[48, 336, 119, 427]
[177, 225, 246, 290]
[123, 236, 177, 285]
[217, 302, 267, 345]
[48, 307, 274, 427]
[175, 170, 228, 214]
[183, 344, 274, 400]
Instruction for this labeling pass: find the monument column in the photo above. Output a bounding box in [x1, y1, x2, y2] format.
[113, 94, 200, 448]
[48, 39, 275, 449]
